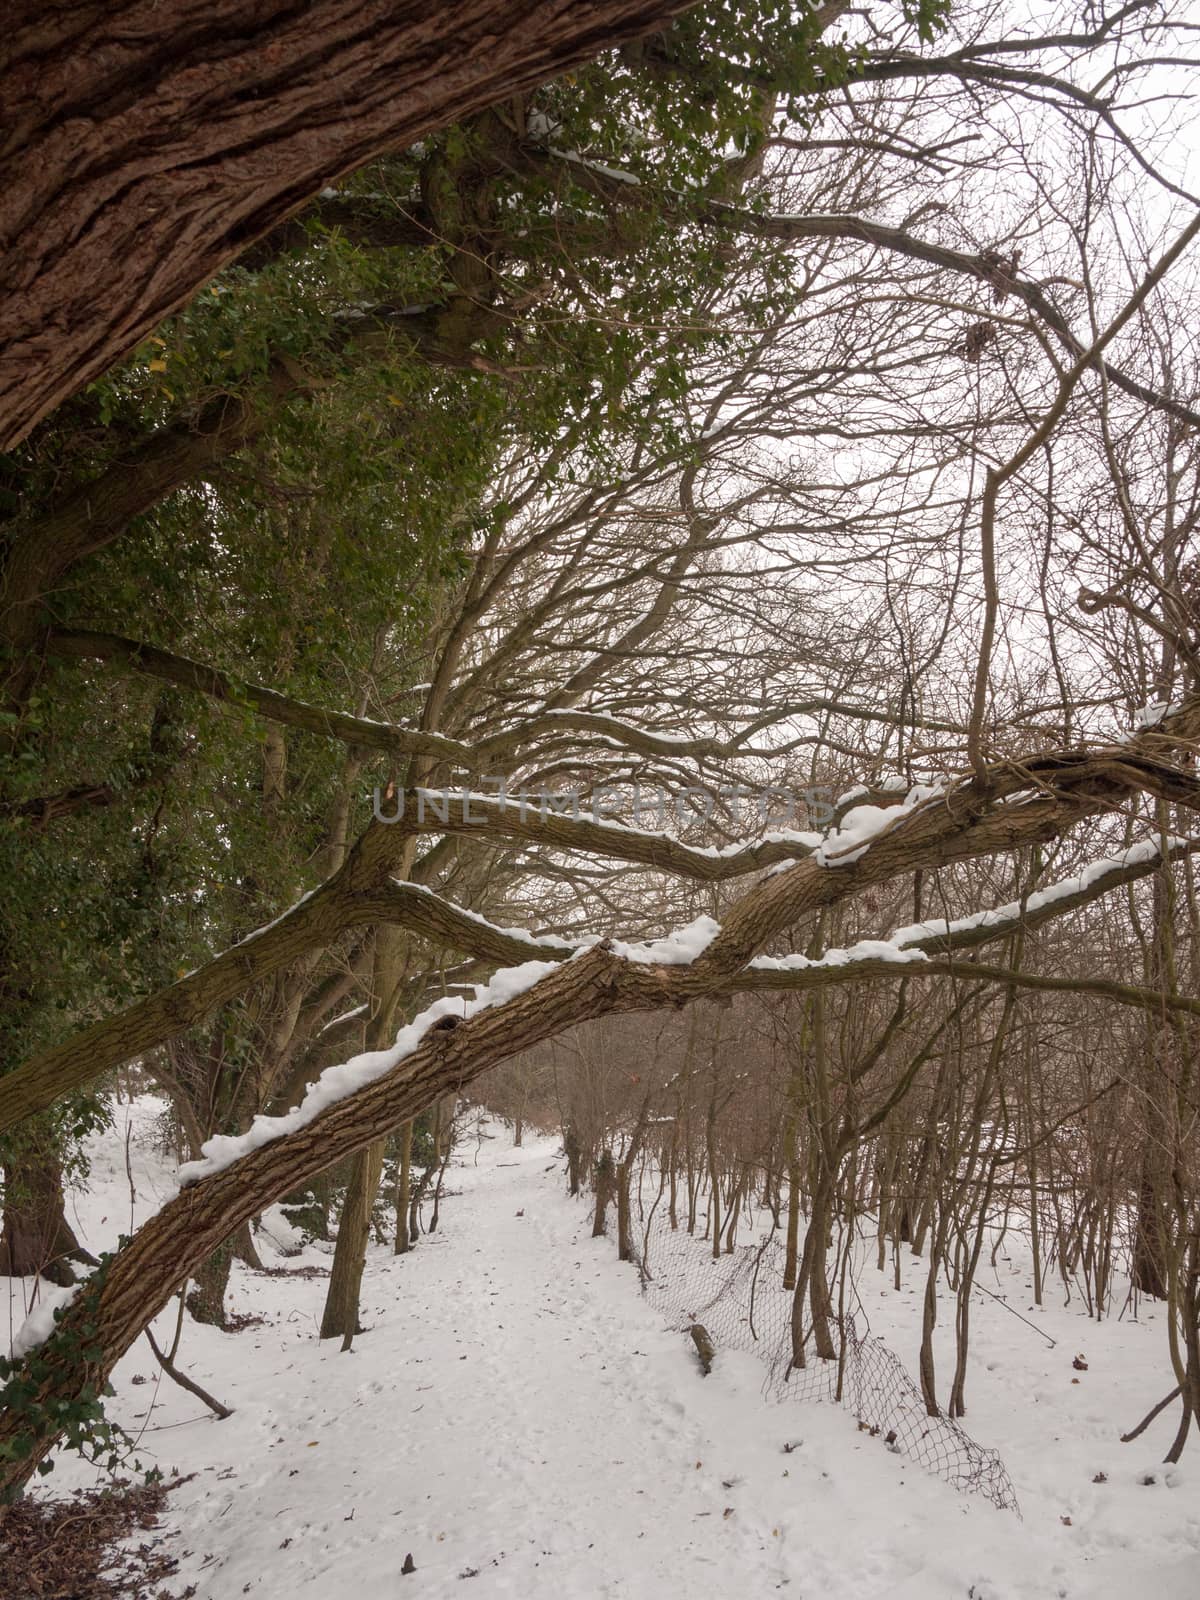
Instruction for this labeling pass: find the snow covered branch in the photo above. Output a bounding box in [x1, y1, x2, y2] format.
[5, 701, 1200, 1138]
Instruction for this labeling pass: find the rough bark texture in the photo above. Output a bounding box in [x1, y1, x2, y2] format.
[0, 742, 1158, 1138]
[5, 740, 1200, 1142]
[5, 740, 1200, 1485]
[0, 943, 653, 1492]
[0, 1152, 93, 1287]
[0, 0, 697, 448]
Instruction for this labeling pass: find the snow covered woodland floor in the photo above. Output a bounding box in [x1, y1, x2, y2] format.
[5, 1100, 1200, 1600]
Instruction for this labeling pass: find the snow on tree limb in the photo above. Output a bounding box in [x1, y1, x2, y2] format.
[169, 836, 1195, 1187]
[4, 699, 1200, 1138]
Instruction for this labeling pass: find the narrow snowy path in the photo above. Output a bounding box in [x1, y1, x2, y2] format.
[146, 1134, 850, 1598]
[26, 1112, 1200, 1599]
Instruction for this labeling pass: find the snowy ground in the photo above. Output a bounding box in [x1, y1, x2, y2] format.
[5, 1099, 1199, 1599]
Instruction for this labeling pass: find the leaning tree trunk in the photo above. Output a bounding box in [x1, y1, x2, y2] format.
[0, 0, 695, 449]
[0, 943, 644, 1496]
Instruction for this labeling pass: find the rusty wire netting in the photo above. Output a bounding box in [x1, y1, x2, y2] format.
[630, 1210, 1020, 1515]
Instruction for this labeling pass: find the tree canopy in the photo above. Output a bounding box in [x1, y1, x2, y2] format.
[2, 0, 1200, 1493]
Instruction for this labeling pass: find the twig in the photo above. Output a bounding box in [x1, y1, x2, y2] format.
[969, 1279, 1057, 1347]
[144, 1325, 233, 1420]
[1121, 1385, 1181, 1443]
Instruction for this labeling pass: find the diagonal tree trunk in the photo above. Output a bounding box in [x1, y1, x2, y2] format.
[0, 0, 697, 448]
[5, 771, 1200, 1489]
[1, 741, 1197, 1139]
[0, 942, 639, 1496]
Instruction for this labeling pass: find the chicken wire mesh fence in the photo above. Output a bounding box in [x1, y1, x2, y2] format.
[629, 1207, 1020, 1515]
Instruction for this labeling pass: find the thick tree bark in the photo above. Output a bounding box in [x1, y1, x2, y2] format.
[0, 0, 697, 449]
[0, 1150, 95, 1287]
[0, 942, 649, 1493]
[0, 749, 1192, 1142]
[4, 762, 1200, 1486]
[5, 726, 1197, 1141]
